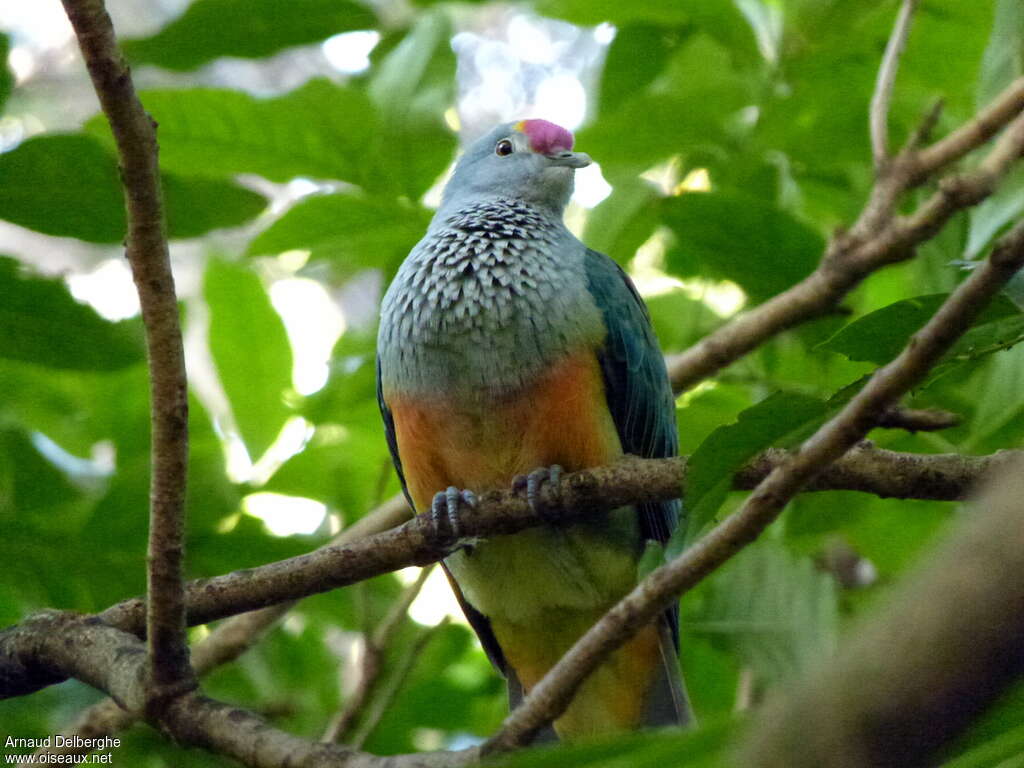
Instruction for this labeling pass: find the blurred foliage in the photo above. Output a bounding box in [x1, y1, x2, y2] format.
[1, 0, 1023, 765]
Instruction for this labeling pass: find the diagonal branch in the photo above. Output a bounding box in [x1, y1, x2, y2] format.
[869, 0, 919, 169]
[667, 76, 1024, 395]
[743, 456, 1024, 767]
[482, 222, 1024, 752]
[60, 0, 193, 704]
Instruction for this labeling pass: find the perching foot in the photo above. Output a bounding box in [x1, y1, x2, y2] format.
[429, 486, 477, 544]
[512, 465, 563, 523]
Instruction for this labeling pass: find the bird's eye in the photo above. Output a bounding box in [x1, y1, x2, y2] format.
[495, 139, 514, 157]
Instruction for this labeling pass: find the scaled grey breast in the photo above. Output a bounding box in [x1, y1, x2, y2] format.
[380, 197, 603, 394]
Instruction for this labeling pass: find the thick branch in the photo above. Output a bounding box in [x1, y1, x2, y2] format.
[60, 0, 192, 701]
[4, 447, 1020, 700]
[667, 76, 1024, 394]
[483, 223, 1024, 752]
[743, 457, 1024, 767]
[41, 496, 413, 759]
[870, 0, 918, 168]
[6, 612, 475, 768]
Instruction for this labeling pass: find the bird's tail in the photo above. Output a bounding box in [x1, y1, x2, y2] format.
[643, 616, 694, 728]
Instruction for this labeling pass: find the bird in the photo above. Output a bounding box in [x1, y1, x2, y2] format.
[376, 118, 691, 740]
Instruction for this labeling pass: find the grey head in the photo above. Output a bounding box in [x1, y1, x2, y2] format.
[438, 119, 592, 218]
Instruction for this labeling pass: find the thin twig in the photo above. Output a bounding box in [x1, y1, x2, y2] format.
[324, 566, 434, 743]
[870, 0, 919, 169]
[59, 0, 192, 704]
[349, 618, 451, 750]
[482, 222, 1024, 753]
[876, 406, 961, 432]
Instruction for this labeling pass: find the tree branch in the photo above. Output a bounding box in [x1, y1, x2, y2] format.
[323, 565, 434, 744]
[482, 222, 1024, 752]
[743, 456, 1024, 767]
[40, 496, 413, 759]
[6, 612, 477, 768]
[60, 0, 193, 704]
[869, 0, 918, 169]
[875, 406, 960, 432]
[4, 447, 1020, 700]
[667, 76, 1024, 395]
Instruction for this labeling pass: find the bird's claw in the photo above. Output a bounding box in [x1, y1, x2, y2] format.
[429, 486, 476, 545]
[512, 465, 563, 523]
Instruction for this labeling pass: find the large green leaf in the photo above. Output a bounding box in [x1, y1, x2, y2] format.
[366, 11, 457, 198]
[679, 391, 827, 547]
[818, 293, 1023, 377]
[122, 0, 376, 71]
[537, 0, 759, 60]
[597, 25, 687, 116]
[687, 538, 838, 686]
[86, 80, 380, 186]
[0, 256, 144, 370]
[581, 178, 662, 264]
[247, 192, 430, 276]
[967, 166, 1024, 260]
[0, 133, 266, 242]
[977, 0, 1024, 109]
[579, 34, 749, 180]
[204, 258, 293, 460]
[0, 427, 82, 517]
[662, 191, 823, 302]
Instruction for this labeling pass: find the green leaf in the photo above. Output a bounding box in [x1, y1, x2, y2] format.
[164, 174, 268, 239]
[582, 179, 662, 264]
[86, 80, 380, 186]
[0, 33, 12, 115]
[0, 134, 125, 242]
[0, 256, 145, 370]
[662, 192, 823, 302]
[597, 25, 686, 116]
[679, 391, 827, 545]
[946, 682, 1024, 768]
[121, 0, 376, 72]
[264, 425, 391, 519]
[967, 165, 1024, 260]
[493, 718, 740, 768]
[687, 538, 838, 686]
[0, 427, 82, 516]
[204, 258, 293, 460]
[818, 293, 1022, 374]
[0, 134, 266, 243]
[977, 0, 1024, 110]
[366, 11, 456, 198]
[819, 294, 951, 364]
[645, 288, 722, 355]
[578, 34, 748, 179]
[537, 0, 759, 56]
[247, 192, 430, 276]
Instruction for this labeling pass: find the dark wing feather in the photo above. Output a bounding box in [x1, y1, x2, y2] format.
[583, 249, 683, 648]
